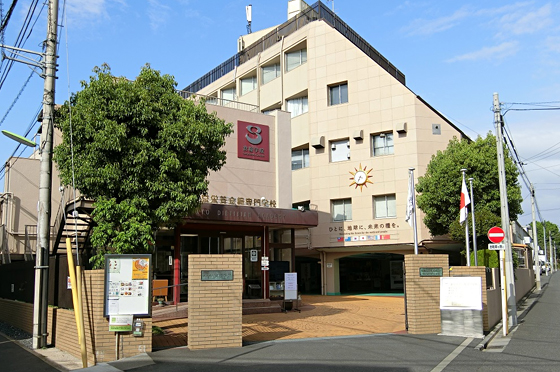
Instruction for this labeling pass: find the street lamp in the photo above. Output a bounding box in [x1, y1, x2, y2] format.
[1, 130, 36, 148]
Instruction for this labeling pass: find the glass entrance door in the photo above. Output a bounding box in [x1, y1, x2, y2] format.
[244, 235, 262, 299]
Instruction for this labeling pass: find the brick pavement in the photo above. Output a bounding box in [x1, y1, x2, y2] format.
[152, 295, 406, 349]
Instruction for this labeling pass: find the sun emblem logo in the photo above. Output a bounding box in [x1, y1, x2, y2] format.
[349, 164, 373, 191]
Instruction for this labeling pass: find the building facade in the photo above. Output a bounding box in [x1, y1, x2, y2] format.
[184, 1, 467, 295]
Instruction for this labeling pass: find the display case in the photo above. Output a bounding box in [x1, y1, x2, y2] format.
[269, 281, 284, 300]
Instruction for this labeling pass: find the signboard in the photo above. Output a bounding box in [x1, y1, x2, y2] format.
[488, 226, 505, 243]
[419, 267, 443, 277]
[261, 256, 269, 267]
[440, 277, 482, 310]
[250, 249, 258, 262]
[237, 121, 270, 162]
[201, 270, 233, 281]
[108, 314, 133, 332]
[284, 272, 298, 300]
[104, 254, 152, 318]
[488, 244, 505, 250]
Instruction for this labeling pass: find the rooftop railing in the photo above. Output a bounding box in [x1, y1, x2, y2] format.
[183, 1, 405, 93]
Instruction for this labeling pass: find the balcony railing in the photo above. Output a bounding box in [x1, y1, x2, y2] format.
[183, 1, 405, 93]
[178, 91, 259, 113]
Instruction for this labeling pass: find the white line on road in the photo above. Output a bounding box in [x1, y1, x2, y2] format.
[430, 337, 473, 372]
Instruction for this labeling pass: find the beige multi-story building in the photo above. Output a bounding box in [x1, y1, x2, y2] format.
[184, 1, 467, 295]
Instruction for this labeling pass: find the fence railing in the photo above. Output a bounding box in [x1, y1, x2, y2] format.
[178, 91, 259, 112]
[183, 1, 405, 93]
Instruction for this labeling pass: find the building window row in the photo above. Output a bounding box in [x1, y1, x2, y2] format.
[331, 195, 397, 222]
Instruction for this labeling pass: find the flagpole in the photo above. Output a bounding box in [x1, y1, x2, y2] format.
[461, 169, 471, 266]
[409, 168, 419, 255]
[469, 177, 478, 266]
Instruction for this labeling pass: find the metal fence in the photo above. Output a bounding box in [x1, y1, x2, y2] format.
[183, 1, 405, 93]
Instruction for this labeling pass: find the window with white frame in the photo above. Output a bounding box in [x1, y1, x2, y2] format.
[286, 96, 308, 118]
[291, 148, 310, 170]
[330, 139, 350, 163]
[332, 198, 352, 221]
[285, 49, 307, 72]
[240, 76, 257, 96]
[221, 87, 236, 101]
[372, 132, 394, 156]
[329, 82, 348, 105]
[262, 63, 281, 85]
[373, 194, 396, 219]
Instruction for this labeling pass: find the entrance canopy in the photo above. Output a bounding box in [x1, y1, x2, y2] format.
[185, 203, 318, 228]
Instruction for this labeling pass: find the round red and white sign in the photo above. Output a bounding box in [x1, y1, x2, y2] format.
[488, 226, 505, 244]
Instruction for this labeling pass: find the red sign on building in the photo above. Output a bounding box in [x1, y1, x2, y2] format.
[237, 121, 270, 162]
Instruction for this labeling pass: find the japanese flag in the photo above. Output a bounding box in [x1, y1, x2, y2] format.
[460, 178, 470, 224]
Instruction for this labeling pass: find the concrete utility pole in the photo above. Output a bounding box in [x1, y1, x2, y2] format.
[32, 0, 58, 349]
[493, 92, 517, 330]
[549, 233, 553, 274]
[543, 224, 548, 276]
[469, 177, 478, 266]
[531, 184, 541, 290]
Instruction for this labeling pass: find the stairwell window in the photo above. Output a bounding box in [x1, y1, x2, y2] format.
[262, 63, 281, 84]
[286, 96, 308, 118]
[332, 198, 352, 222]
[240, 76, 257, 95]
[329, 82, 348, 106]
[372, 132, 394, 156]
[286, 49, 307, 72]
[373, 194, 396, 219]
[291, 148, 310, 170]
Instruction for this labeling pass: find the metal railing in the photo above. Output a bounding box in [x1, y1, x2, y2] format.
[177, 91, 259, 112]
[183, 1, 405, 93]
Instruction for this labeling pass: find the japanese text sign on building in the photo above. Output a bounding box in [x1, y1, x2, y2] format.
[237, 121, 270, 162]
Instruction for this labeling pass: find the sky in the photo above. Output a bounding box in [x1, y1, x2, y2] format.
[0, 0, 559, 237]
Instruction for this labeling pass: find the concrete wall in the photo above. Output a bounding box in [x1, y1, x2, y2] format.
[188, 254, 243, 350]
[0, 269, 152, 367]
[449, 266, 488, 331]
[515, 268, 535, 302]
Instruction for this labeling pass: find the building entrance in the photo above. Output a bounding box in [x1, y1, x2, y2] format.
[339, 253, 404, 294]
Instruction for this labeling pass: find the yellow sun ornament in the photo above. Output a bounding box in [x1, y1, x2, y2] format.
[349, 164, 373, 191]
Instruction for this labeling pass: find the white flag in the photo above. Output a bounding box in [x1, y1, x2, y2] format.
[460, 178, 470, 224]
[405, 172, 414, 227]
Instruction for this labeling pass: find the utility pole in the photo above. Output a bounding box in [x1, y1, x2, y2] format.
[32, 0, 58, 349]
[493, 92, 517, 330]
[549, 233, 553, 274]
[543, 224, 548, 276]
[531, 184, 541, 290]
[469, 177, 478, 266]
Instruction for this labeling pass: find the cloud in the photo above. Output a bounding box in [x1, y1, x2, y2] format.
[496, 3, 553, 37]
[543, 36, 560, 53]
[147, 0, 171, 31]
[404, 7, 472, 36]
[446, 41, 519, 62]
[65, 0, 127, 25]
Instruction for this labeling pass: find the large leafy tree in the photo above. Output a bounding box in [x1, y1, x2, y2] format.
[416, 133, 522, 239]
[54, 64, 233, 267]
[535, 221, 560, 254]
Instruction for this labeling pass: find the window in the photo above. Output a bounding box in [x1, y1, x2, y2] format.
[329, 83, 348, 105]
[292, 200, 310, 211]
[373, 195, 396, 219]
[286, 96, 308, 118]
[330, 139, 350, 163]
[285, 49, 307, 72]
[372, 132, 394, 156]
[332, 199, 352, 221]
[240, 76, 257, 95]
[221, 87, 236, 101]
[291, 148, 309, 170]
[262, 63, 281, 84]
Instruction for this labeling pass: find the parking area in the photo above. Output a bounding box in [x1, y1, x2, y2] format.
[152, 294, 406, 349]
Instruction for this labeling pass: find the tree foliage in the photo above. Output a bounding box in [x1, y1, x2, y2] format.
[535, 221, 560, 253]
[416, 133, 522, 238]
[54, 64, 233, 267]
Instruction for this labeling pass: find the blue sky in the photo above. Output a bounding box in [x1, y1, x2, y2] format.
[1, 0, 559, 237]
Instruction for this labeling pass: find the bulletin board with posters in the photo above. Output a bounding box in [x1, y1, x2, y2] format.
[104, 254, 152, 318]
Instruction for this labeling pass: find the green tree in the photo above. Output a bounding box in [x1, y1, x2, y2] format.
[54, 64, 233, 267]
[416, 133, 522, 238]
[535, 220, 560, 255]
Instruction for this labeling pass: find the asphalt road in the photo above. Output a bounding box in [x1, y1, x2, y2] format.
[0, 333, 60, 372]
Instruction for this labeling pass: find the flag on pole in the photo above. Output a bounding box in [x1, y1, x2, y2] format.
[460, 177, 470, 224]
[405, 171, 414, 227]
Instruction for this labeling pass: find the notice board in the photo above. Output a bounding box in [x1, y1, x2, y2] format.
[284, 272, 298, 300]
[104, 254, 152, 317]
